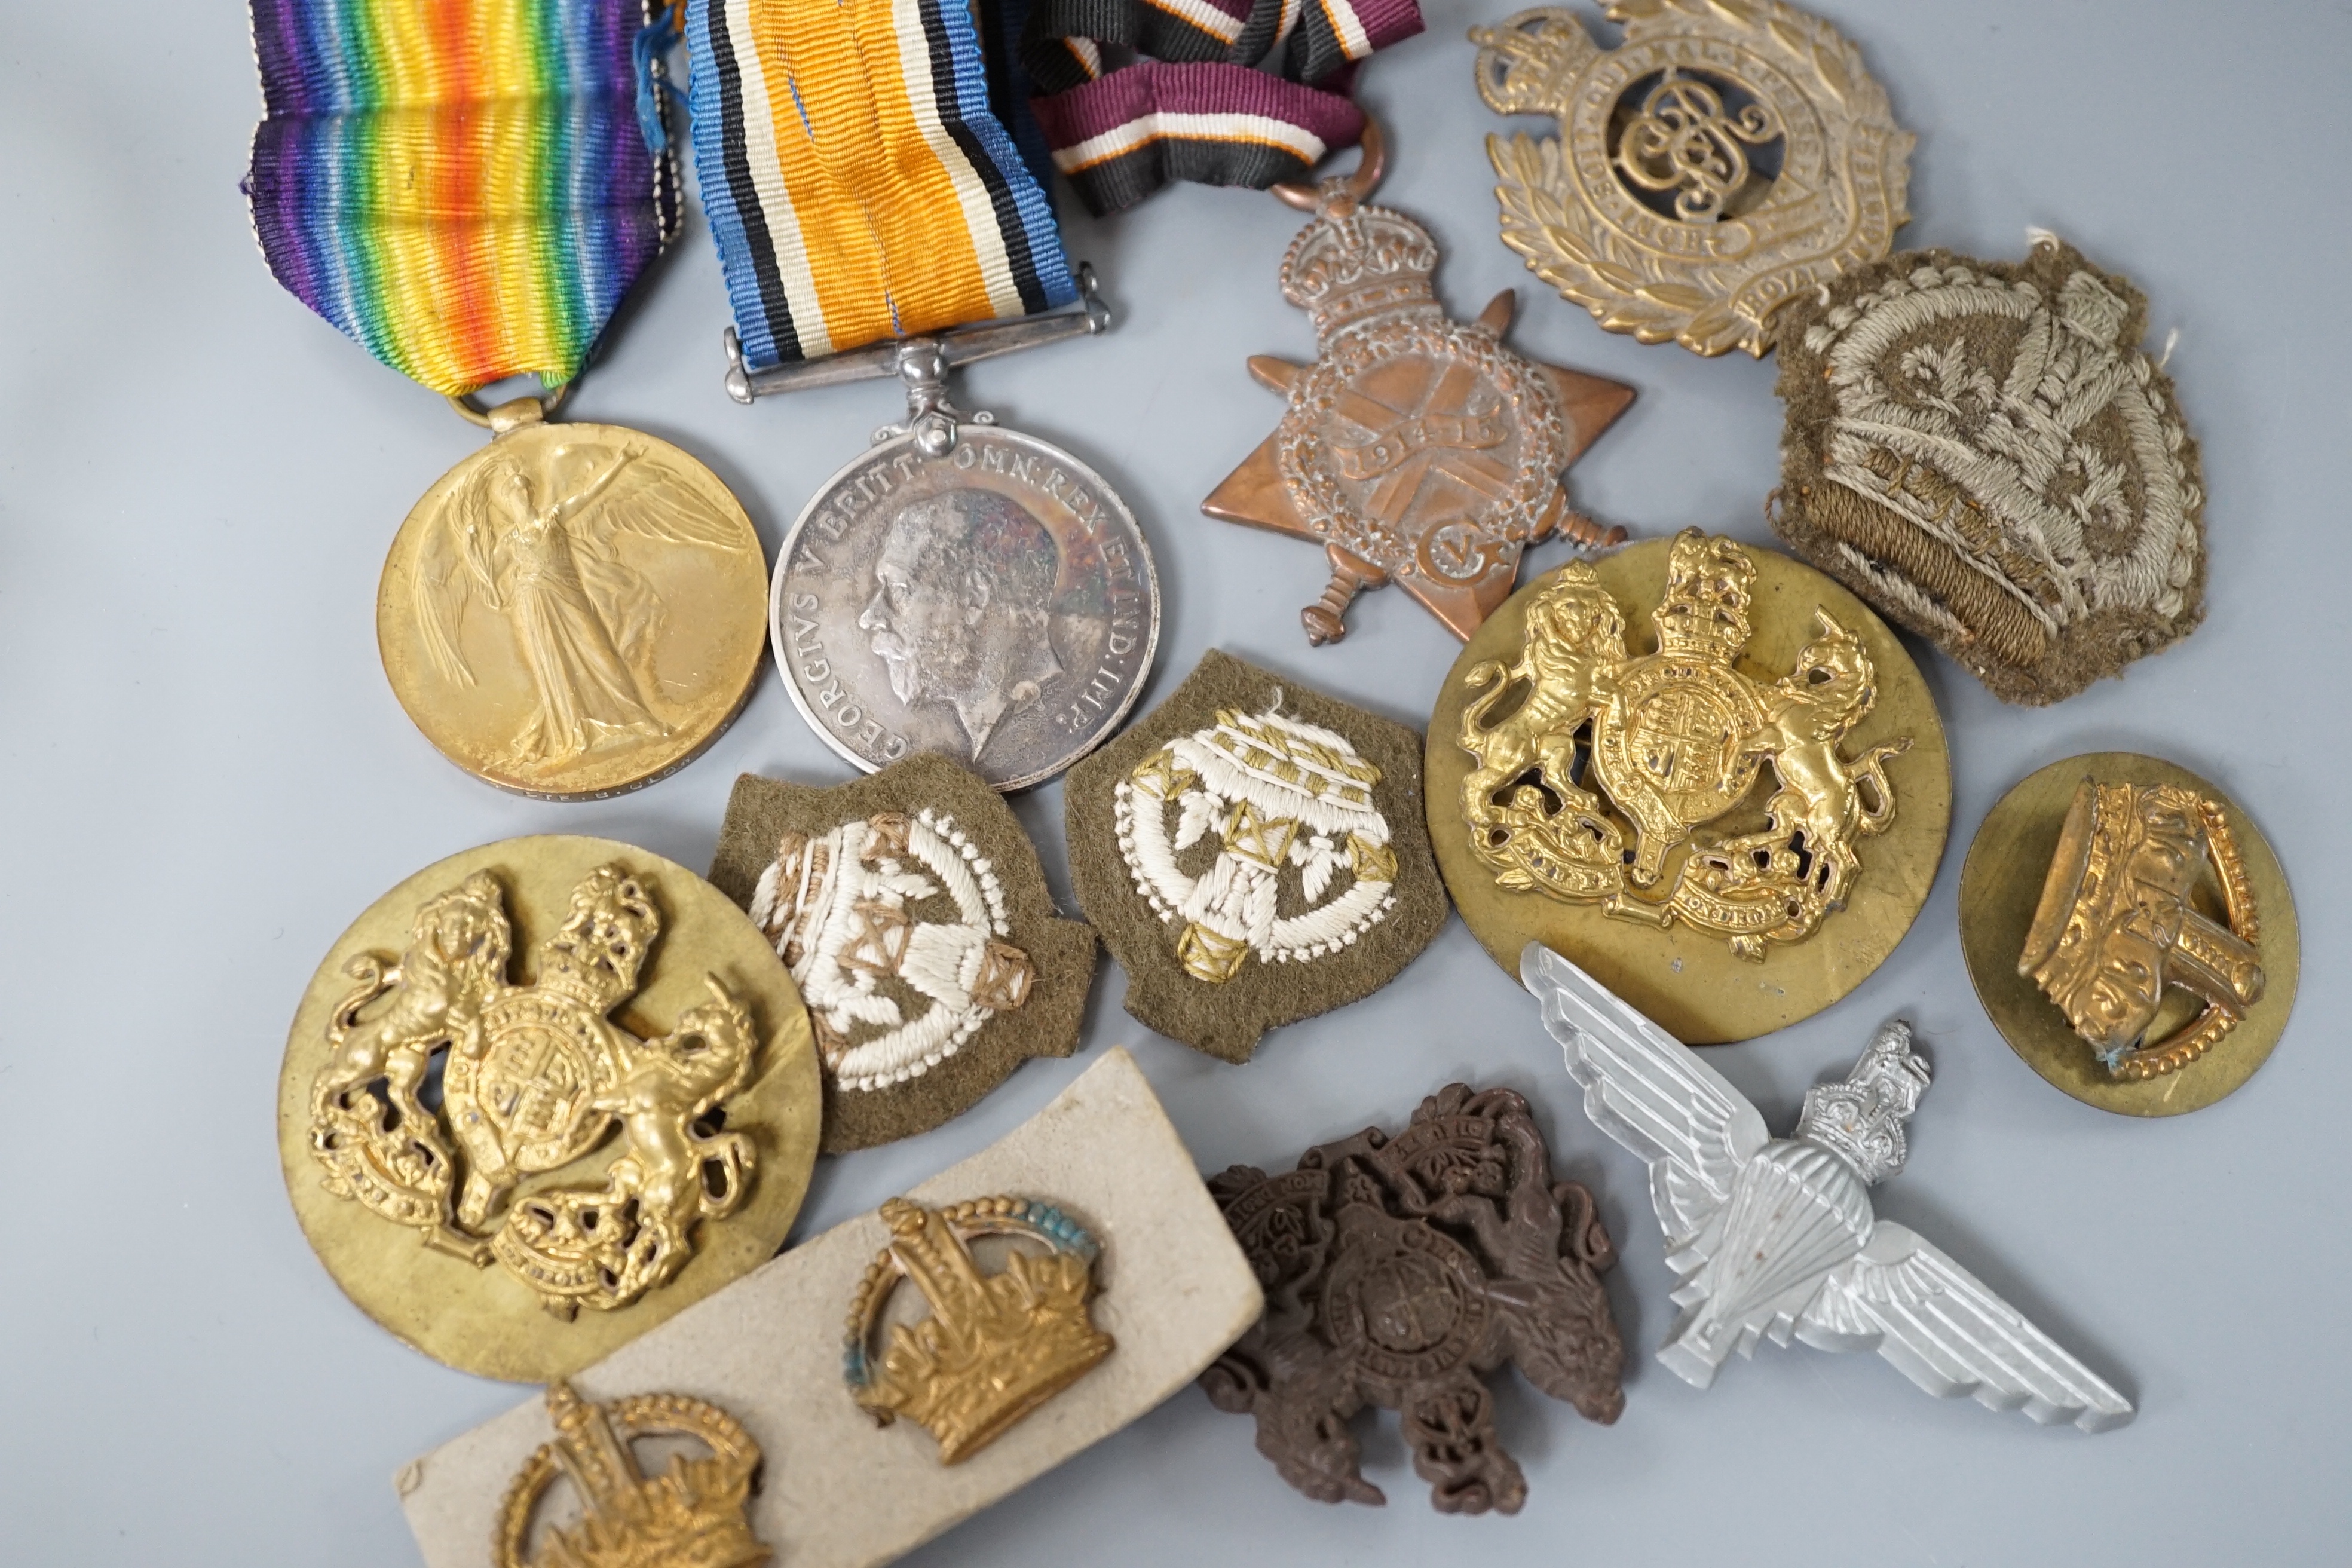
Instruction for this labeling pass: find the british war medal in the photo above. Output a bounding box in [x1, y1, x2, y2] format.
[688, 0, 1160, 789]
[247, 0, 769, 797]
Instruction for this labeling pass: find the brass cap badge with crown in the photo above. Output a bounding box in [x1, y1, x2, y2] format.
[843, 1196, 1114, 1463]
[494, 1382, 770, 1568]
[1454, 529, 1916, 960]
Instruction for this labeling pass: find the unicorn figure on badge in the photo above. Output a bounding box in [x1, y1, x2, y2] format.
[1521, 942, 2134, 1431]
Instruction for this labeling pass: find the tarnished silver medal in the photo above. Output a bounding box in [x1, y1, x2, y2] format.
[740, 271, 1162, 792]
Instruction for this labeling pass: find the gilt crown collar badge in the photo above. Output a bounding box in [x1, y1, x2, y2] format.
[844, 1196, 1115, 1464]
[495, 1382, 770, 1568]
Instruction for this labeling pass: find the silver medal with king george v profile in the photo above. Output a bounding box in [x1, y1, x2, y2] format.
[771, 416, 1161, 793]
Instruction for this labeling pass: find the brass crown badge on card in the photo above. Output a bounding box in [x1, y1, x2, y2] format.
[1473, 1, 1913, 357]
[844, 1196, 1115, 1464]
[495, 1383, 770, 1568]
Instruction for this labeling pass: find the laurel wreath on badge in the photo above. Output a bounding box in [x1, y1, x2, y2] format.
[1475, 0, 1914, 357]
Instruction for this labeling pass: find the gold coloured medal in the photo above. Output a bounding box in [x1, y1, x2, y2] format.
[1430, 532, 1949, 1043]
[1960, 754, 2299, 1116]
[1473, 2, 1913, 357]
[280, 835, 820, 1380]
[378, 397, 770, 800]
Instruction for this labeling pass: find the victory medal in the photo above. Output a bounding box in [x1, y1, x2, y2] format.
[246, 1, 767, 798]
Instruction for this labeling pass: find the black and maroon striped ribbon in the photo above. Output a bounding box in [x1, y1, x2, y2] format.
[1025, 0, 1423, 216]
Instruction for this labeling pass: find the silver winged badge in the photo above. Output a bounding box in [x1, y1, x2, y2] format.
[1521, 944, 2133, 1432]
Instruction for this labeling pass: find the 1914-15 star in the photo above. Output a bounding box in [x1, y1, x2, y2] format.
[1202, 123, 1636, 644]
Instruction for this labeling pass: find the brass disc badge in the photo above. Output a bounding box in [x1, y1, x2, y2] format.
[1429, 532, 1950, 1043]
[379, 400, 770, 800]
[1202, 125, 1634, 645]
[280, 835, 820, 1380]
[1473, 2, 1914, 357]
[1961, 754, 2299, 1116]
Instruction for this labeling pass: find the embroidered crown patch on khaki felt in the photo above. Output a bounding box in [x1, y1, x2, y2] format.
[1771, 237, 2206, 705]
[1064, 650, 1447, 1064]
[708, 755, 1096, 1153]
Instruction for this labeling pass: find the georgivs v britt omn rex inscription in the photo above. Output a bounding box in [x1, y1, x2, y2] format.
[773, 425, 1159, 791]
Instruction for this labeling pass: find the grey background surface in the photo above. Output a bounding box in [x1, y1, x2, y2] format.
[4, 2, 2345, 1563]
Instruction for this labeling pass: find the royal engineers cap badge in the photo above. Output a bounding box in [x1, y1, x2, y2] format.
[1473, 1, 1913, 357]
[1202, 123, 1635, 645]
[1431, 531, 1950, 1043]
[280, 836, 821, 1380]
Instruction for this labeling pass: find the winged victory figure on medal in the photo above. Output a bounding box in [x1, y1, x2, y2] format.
[413, 438, 751, 765]
[1522, 943, 2133, 1431]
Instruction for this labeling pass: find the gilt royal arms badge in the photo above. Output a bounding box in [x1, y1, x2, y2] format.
[281, 837, 820, 1380]
[1429, 531, 1950, 1043]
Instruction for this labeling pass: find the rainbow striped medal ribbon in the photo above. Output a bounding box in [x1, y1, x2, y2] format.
[244, 0, 771, 801]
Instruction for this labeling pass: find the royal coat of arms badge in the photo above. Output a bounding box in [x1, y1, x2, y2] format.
[1459, 530, 1909, 956]
[282, 837, 820, 1380]
[1429, 532, 1950, 1043]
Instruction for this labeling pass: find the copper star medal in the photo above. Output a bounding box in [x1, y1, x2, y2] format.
[706, 754, 1097, 1152]
[1203, 124, 1634, 645]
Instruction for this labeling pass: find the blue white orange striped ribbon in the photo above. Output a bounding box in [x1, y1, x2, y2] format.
[685, 0, 1076, 372]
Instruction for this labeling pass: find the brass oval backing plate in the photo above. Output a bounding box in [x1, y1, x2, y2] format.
[279, 835, 820, 1380]
[1960, 753, 2299, 1116]
[1427, 535, 1950, 1043]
